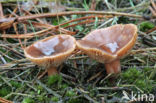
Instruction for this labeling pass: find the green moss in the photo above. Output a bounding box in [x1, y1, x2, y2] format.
[51, 17, 65, 26]
[51, 96, 59, 102]
[22, 97, 35, 103]
[89, 89, 96, 97]
[139, 21, 154, 32]
[0, 87, 11, 97]
[121, 68, 144, 83]
[121, 68, 153, 92]
[65, 90, 76, 97]
[143, 67, 152, 77]
[47, 74, 62, 86]
[37, 85, 43, 90]
[10, 81, 21, 88]
[60, 84, 69, 89]
[36, 85, 44, 95]
[36, 85, 44, 92]
[67, 98, 83, 103]
[143, 67, 152, 72]
[135, 79, 153, 92]
[30, 91, 35, 96]
[37, 95, 46, 102]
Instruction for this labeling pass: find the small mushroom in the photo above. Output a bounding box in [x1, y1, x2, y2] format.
[24, 35, 76, 76]
[76, 24, 138, 74]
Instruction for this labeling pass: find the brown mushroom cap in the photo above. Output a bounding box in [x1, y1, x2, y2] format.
[76, 24, 137, 63]
[24, 35, 76, 67]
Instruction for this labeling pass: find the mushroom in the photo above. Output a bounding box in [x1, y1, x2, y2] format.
[76, 24, 138, 74]
[24, 35, 76, 76]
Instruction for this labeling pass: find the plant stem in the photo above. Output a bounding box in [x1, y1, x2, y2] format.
[47, 66, 58, 76]
[105, 59, 121, 74]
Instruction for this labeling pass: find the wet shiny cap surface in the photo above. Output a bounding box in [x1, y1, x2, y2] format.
[77, 24, 137, 55]
[25, 35, 75, 58]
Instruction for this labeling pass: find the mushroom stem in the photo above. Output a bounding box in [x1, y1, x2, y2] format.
[47, 66, 58, 76]
[104, 59, 121, 74]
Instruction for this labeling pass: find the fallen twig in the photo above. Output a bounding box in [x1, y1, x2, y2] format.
[0, 11, 143, 31]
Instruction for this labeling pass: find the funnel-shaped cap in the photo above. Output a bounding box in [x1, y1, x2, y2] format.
[77, 24, 137, 63]
[24, 35, 76, 68]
